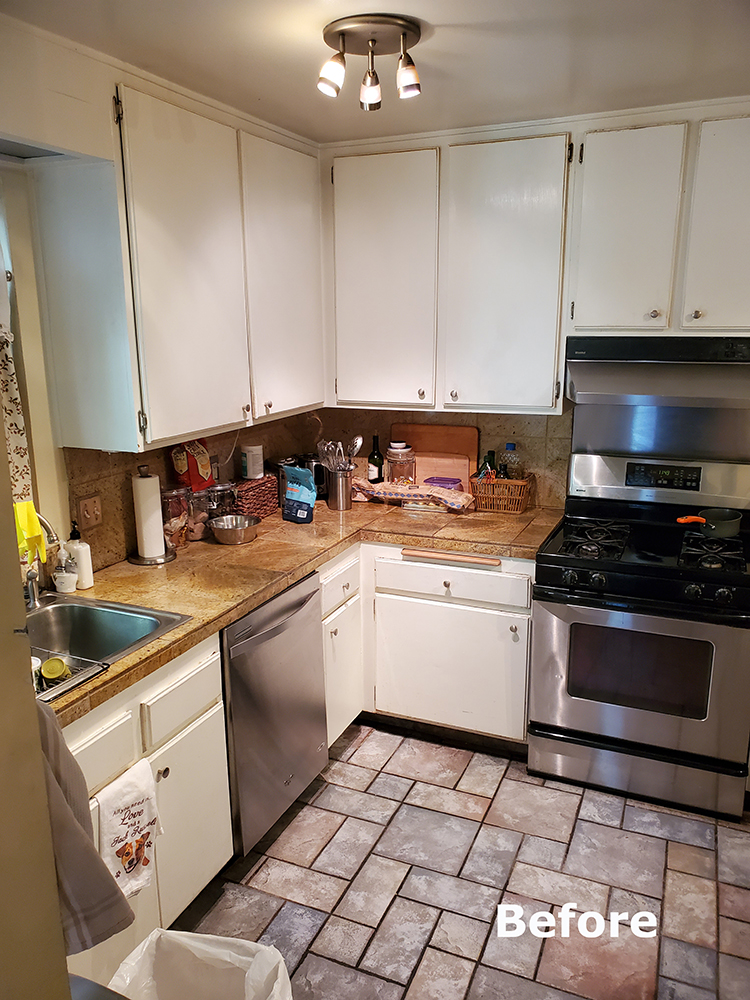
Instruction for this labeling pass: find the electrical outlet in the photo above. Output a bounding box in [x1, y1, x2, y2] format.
[78, 494, 102, 529]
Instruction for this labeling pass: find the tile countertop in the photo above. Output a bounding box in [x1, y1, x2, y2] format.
[52, 502, 563, 727]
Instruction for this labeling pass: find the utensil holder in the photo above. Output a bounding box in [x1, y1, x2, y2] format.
[325, 468, 353, 510]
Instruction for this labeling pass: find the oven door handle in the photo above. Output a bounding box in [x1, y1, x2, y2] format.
[531, 586, 750, 628]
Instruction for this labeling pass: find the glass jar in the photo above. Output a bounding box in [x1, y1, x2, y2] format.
[189, 483, 238, 540]
[161, 486, 190, 548]
[386, 442, 416, 485]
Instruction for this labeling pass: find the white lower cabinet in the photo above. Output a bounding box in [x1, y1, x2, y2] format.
[323, 594, 363, 746]
[375, 594, 529, 740]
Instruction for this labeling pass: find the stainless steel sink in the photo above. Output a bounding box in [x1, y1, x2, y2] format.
[29, 593, 191, 702]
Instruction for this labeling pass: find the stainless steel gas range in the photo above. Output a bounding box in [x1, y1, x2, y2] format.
[528, 337, 750, 818]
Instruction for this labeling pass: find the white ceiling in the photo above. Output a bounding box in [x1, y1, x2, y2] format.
[3, 0, 750, 144]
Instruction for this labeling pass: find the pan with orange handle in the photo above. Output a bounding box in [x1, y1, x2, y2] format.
[676, 508, 742, 538]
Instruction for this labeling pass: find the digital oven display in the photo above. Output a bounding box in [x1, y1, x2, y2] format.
[625, 463, 701, 490]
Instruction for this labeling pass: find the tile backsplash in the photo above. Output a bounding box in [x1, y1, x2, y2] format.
[65, 407, 572, 571]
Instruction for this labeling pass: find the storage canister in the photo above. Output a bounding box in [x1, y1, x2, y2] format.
[386, 442, 416, 484]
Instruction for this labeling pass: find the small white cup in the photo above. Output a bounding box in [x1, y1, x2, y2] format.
[54, 570, 78, 594]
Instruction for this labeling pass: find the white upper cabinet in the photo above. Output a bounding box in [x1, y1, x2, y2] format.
[119, 87, 251, 442]
[682, 117, 750, 329]
[572, 123, 687, 330]
[333, 149, 439, 406]
[239, 133, 325, 419]
[443, 134, 569, 409]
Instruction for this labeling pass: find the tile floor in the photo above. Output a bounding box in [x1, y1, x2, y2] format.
[173, 724, 750, 1000]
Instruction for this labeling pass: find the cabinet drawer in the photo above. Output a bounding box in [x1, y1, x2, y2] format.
[69, 711, 138, 796]
[320, 557, 360, 618]
[140, 652, 222, 752]
[375, 556, 530, 609]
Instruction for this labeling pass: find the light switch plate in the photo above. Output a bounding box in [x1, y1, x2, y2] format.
[78, 494, 102, 529]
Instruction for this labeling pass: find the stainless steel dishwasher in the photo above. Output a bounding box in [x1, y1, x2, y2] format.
[222, 572, 328, 854]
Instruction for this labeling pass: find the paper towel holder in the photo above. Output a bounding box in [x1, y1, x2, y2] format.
[127, 465, 177, 567]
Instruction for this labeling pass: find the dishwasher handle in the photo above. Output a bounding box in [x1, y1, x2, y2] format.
[228, 589, 318, 654]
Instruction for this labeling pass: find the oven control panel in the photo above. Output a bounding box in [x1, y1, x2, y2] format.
[625, 463, 701, 491]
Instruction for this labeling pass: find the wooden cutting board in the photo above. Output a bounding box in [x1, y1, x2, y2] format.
[391, 423, 479, 477]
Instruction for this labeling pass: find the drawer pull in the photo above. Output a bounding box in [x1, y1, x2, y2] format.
[157, 767, 170, 781]
[443, 581, 451, 589]
[331, 628, 339, 637]
[343, 582, 350, 591]
[401, 547, 502, 568]
[509, 625, 518, 634]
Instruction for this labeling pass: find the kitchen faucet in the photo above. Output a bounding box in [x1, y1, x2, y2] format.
[24, 513, 61, 611]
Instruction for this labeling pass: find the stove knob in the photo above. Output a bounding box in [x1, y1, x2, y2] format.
[561, 569, 579, 587]
[684, 583, 703, 600]
[589, 572, 607, 589]
[715, 587, 735, 605]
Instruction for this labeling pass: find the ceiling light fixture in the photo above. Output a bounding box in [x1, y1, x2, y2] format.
[318, 13, 422, 111]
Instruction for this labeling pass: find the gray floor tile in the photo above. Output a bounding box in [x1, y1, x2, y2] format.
[485, 779, 580, 842]
[257, 900, 326, 973]
[322, 759, 378, 790]
[404, 947, 474, 999]
[564, 819, 667, 897]
[482, 891, 550, 977]
[176, 881, 283, 940]
[335, 854, 409, 926]
[311, 815, 384, 879]
[505, 760, 545, 784]
[310, 914, 373, 966]
[264, 804, 345, 867]
[719, 952, 750, 1000]
[328, 724, 373, 762]
[360, 897, 440, 984]
[506, 862, 610, 915]
[383, 737, 472, 788]
[623, 805, 715, 849]
[609, 887, 662, 925]
[468, 965, 586, 999]
[718, 825, 750, 889]
[456, 753, 509, 798]
[430, 911, 489, 961]
[374, 802, 479, 875]
[314, 782, 400, 825]
[404, 781, 490, 820]
[460, 824, 523, 888]
[247, 858, 348, 911]
[367, 772, 414, 801]
[517, 835, 567, 871]
[400, 866, 501, 922]
[348, 729, 403, 769]
[292, 952, 404, 999]
[657, 978, 716, 1000]
[545, 779, 584, 795]
[660, 937, 717, 991]
[578, 788, 626, 827]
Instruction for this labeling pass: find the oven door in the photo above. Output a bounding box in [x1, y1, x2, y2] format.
[530, 598, 750, 764]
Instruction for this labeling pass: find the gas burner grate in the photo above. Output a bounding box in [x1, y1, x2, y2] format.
[678, 531, 748, 573]
[560, 519, 630, 561]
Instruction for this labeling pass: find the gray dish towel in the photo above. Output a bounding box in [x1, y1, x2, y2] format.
[37, 701, 135, 955]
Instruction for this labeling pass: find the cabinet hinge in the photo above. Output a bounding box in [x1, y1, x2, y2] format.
[567, 142, 574, 163]
[331, 165, 334, 184]
[570, 301, 575, 320]
[113, 94, 124, 124]
[137, 410, 148, 435]
[578, 143, 584, 164]
[335, 377, 338, 394]
[555, 380, 561, 401]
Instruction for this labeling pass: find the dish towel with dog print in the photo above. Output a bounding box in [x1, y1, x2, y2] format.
[96, 759, 163, 899]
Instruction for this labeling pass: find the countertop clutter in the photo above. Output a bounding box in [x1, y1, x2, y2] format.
[52, 503, 561, 727]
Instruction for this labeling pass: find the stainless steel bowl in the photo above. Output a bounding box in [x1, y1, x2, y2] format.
[208, 514, 261, 545]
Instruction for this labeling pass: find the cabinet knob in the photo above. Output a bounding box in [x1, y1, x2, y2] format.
[690, 310, 703, 320]
[343, 582, 350, 591]
[157, 767, 170, 781]
[417, 388, 425, 399]
[264, 400, 273, 410]
[443, 580, 451, 589]
[331, 628, 339, 637]
[509, 625, 518, 633]
[649, 309, 661, 319]
[242, 404, 252, 414]
[450, 390, 458, 401]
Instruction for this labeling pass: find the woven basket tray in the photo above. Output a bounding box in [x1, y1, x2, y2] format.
[235, 475, 278, 519]
[469, 474, 532, 513]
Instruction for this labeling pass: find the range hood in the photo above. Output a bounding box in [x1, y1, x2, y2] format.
[566, 337, 750, 408]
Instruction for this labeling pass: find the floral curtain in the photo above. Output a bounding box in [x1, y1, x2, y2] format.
[0, 243, 33, 504]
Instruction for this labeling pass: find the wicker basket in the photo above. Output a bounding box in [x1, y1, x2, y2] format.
[235, 475, 278, 519]
[469, 473, 532, 513]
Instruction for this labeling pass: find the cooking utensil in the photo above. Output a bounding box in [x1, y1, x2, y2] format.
[347, 434, 363, 460]
[209, 514, 261, 544]
[677, 508, 742, 538]
[335, 441, 345, 469]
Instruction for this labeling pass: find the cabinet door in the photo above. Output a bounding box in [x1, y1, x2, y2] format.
[240, 133, 325, 418]
[444, 134, 568, 408]
[120, 87, 250, 442]
[147, 702, 233, 927]
[682, 117, 750, 329]
[333, 149, 438, 406]
[375, 594, 528, 740]
[573, 123, 686, 329]
[323, 594, 363, 746]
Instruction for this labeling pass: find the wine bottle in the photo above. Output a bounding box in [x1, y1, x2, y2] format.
[368, 434, 384, 483]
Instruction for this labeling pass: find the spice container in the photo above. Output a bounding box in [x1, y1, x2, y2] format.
[161, 486, 190, 548]
[386, 442, 416, 484]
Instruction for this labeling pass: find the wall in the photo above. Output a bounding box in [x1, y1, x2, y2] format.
[65, 406, 572, 571]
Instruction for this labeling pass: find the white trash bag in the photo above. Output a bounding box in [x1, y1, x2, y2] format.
[108, 928, 292, 1000]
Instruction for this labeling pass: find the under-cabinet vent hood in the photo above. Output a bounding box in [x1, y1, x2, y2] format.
[566, 337, 750, 408]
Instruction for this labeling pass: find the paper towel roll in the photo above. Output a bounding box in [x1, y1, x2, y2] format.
[132, 471, 165, 559]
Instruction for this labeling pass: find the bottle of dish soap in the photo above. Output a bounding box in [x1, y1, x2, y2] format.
[67, 520, 94, 590]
